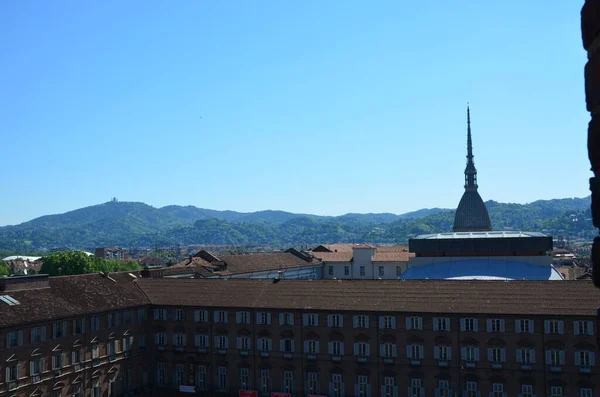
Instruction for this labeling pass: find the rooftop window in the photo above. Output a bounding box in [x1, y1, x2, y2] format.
[0, 295, 20, 305]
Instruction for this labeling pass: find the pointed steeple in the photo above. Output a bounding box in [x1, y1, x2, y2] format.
[464, 104, 478, 191]
[453, 104, 492, 232]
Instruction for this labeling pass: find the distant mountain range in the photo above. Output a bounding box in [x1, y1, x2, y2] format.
[0, 197, 593, 252]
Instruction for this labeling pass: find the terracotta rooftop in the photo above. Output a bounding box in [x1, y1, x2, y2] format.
[312, 244, 355, 253]
[135, 278, 600, 316]
[372, 251, 414, 262]
[310, 252, 353, 262]
[0, 273, 149, 328]
[310, 245, 413, 263]
[216, 253, 316, 274]
[164, 252, 317, 277]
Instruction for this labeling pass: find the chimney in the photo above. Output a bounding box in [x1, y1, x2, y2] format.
[140, 266, 151, 278]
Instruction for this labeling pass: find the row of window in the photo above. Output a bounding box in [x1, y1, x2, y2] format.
[152, 308, 595, 336]
[3, 336, 135, 384]
[5, 309, 147, 348]
[156, 365, 594, 397]
[153, 332, 597, 366]
[327, 265, 403, 277]
[3, 309, 591, 351]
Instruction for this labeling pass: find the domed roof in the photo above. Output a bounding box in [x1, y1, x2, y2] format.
[453, 190, 492, 232]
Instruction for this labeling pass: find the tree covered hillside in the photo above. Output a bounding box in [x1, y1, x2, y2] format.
[0, 197, 592, 252]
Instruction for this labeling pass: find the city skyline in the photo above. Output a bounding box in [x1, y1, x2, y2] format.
[0, 1, 589, 226]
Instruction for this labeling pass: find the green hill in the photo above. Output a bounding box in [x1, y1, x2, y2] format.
[0, 197, 592, 252]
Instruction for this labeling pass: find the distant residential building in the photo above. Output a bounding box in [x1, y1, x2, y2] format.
[311, 244, 413, 279]
[2, 259, 43, 275]
[552, 249, 576, 267]
[2, 256, 43, 276]
[2, 255, 41, 262]
[95, 247, 126, 260]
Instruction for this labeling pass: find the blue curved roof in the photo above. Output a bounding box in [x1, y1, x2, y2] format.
[400, 259, 563, 281]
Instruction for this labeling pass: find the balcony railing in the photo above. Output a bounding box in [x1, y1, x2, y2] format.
[283, 353, 293, 359]
[239, 350, 249, 356]
[383, 357, 394, 365]
[491, 362, 503, 369]
[409, 359, 421, 366]
[307, 354, 317, 361]
[74, 363, 82, 372]
[438, 360, 449, 367]
[7, 381, 17, 391]
[331, 355, 342, 362]
[31, 375, 41, 384]
[549, 365, 562, 373]
[357, 356, 368, 363]
[580, 366, 592, 373]
[196, 347, 208, 354]
[216, 349, 227, 355]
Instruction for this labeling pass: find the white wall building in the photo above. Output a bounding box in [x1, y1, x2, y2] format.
[311, 244, 412, 280]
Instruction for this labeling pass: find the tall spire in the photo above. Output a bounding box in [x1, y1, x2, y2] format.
[464, 104, 478, 191]
[453, 104, 492, 232]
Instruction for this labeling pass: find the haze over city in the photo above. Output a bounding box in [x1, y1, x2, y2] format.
[0, 0, 589, 226]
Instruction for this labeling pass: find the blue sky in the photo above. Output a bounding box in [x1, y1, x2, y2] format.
[0, 1, 590, 226]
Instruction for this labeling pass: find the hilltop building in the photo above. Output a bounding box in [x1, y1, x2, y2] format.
[405, 107, 561, 280]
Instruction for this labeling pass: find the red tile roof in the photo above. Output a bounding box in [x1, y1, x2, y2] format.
[312, 244, 355, 253]
[135, 278, 600, 316]
[372, 251, 414, 262]
[165, 252, 317, 277]
[311, 252, 353, 262]
[310, 245, 413, 262]
[217, 253, 316, 274]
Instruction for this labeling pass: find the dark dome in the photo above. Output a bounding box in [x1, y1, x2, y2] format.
[453, 190, 492, 232]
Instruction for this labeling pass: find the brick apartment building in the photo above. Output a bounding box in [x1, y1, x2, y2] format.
[0, 273, 598, 397]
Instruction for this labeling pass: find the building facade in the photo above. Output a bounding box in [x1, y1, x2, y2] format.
[0, 273, 151, 397]
[0, 274, 598, 397]
[311, 245, 412, 280]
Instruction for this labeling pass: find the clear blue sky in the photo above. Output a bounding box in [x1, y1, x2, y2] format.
[0, 0, 590, 226]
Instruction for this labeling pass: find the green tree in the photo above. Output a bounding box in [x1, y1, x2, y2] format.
[40, 251, 141, 276]
[0, 262, 9, 276]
